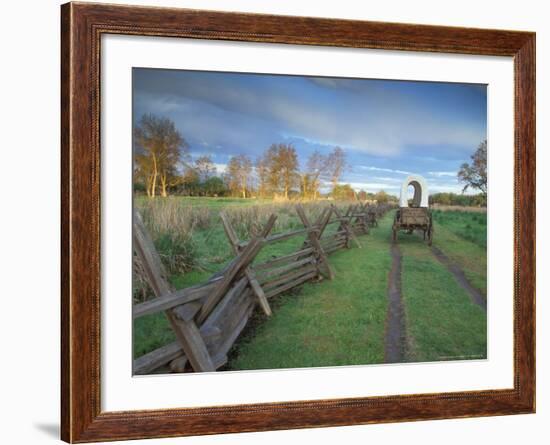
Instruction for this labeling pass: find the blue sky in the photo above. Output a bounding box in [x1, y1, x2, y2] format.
[133, 68, 487, 196]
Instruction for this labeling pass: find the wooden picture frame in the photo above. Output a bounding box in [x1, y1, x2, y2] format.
[61, 2, 535, 442]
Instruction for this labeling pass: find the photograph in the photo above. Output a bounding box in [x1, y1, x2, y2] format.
[132, 68, 488, 375]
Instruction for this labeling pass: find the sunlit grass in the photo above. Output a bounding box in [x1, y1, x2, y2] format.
[228, 216, 393, 370]
[432, 212, 487, 296]
[133, 204, 487, 370]
[398, 227, 487, 362]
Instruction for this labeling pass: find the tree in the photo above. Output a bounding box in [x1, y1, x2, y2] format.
[134, 114, 187, 198]
[227, 154, 253, 198]
[374, 190, 391, 204]
[332, 184, 356, 201]
[429, 192, 486, 207]
[181, 166, 200, 196]
[255, 156, 271, 198]
[203, 176, 227, 197]
[301, 150, 328, 199]
[194, 155, 217, 182]
[265, 143, 299, 199]
[458, 140, 487, 195]
[357, 190, 368, 201]
[325, 147, 347, 192]
[299, 174, 314, 199]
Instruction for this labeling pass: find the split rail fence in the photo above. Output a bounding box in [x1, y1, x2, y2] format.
[133, 202, 391, 374]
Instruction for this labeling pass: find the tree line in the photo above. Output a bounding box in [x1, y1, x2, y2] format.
[429, 192, 486, 207]
[134, 114, 360, 200]
[134, 113, 487, 204]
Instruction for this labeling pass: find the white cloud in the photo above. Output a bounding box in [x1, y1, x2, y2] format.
[372, 176, 403, 183]
[347, 181, 400, 192]
[357, 166, 412, 175]
[428, 171, 457, 177]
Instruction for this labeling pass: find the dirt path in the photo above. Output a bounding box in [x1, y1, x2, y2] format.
[385, 243, 405, 362]
[430, 246, 486, 310]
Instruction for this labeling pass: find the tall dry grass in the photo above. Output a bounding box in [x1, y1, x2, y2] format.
[136, 198, 345, 243]
[133, 197, 355, 302]
[222, 200, 336, 239]
[431, 204, 487, 213]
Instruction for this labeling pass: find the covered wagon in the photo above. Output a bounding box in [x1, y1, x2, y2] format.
[392, 174, 433, 245]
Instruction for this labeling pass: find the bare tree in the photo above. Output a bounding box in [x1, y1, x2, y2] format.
[181, 165, 200, 195]
[458, 140, 487, 195]
[302, 150, 328, 199]
[134, 114, 187, 198]
[159, 162, 182, 198]
[265, 143, 299, 199]
[227, 154, 253, 198]
[255, 155, 270, 198]
[194, 155, 217, 182]
[325, 146, 347, 192]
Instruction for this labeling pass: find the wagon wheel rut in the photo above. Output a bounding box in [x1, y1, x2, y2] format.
[384, 243, 406, 363]
[430, 246, 486, 310]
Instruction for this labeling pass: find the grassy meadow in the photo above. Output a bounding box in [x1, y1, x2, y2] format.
[431, 209, 487, 296]
[133, 196, 346, 358]
[133, 197, 487, 368]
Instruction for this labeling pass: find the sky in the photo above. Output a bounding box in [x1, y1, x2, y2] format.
[133, 68, 487, 196]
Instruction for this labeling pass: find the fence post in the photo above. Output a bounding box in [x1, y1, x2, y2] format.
[197, 236, 264, 324]
[316, 206, 333, 239]
[332, 204, 362, 249]
[295, 204, 335, 280]
[133, 211, 215, 372]
[219, 212, 276, 316]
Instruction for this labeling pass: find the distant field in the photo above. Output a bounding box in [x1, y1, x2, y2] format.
[135, 195, 303, 208]
[432, 209, 486, 248]
[133, 198, 487, 368]
[431, 210, 487, 296]
[431, 204, 487, 213]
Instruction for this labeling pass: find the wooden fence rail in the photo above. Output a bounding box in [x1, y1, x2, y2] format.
[133, 202, 391, 375]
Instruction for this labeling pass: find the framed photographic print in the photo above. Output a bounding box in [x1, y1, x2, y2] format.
[61, 2, 535, 442]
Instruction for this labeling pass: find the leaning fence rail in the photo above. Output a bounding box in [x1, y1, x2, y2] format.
[133, 202, 391, 375]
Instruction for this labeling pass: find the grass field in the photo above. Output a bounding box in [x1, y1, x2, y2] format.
[431, 210, 487, 296]
[398, 227, 487, 362]
[133, 197, 342, 358]
[227, 218, 392, 370]
[432, 209, 486, 248]
[133, 197, 487, 368]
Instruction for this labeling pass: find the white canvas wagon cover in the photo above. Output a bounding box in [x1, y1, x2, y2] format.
[399, 175, 429, 208]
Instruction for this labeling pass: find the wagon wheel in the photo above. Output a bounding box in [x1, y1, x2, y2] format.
[427, 222, 434, 246]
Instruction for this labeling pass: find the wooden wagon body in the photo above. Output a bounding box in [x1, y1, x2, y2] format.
[392, 207, 433, 244]
[392, 175, 433, 245]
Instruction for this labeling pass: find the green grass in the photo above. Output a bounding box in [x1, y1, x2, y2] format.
[135, 195, 272, 208]
[133, 202, 340, 359]
[398, 227, 487, 362]
[133, 313, 177, 358]
[134, 202, 488, 368]
[189, 217, 312, 273]
[431, 209, 486, 248]
[431, 211, 487, 296]
[227, 218, 393, 370]
[133, 219, 359, 359]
